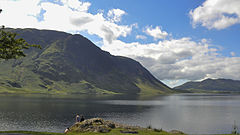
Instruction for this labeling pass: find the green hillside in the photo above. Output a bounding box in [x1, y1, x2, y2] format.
[0, 28, 173, 95]
[174, 78, 240, 93]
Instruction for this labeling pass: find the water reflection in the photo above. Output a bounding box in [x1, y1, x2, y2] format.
[0, 94, 240, 134]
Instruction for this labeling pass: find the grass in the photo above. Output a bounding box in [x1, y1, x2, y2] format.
[0, 130, 237, 135]
[0, 131, 63, 135]
[68, 129, 176, 135]
[136, 82, 164, 96]
[0, 129, 238, 135]
[0, 129, 182, 135]
[135, 79, 174, 99]
[0, 79, 120, 95]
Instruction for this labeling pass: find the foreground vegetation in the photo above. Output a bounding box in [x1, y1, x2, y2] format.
[0, 118, 185, 135]
[0, 130, 238, 135]
[0, 131, 62, 135]
[0, 129, 181, 135]
[0, 117, 237, 135]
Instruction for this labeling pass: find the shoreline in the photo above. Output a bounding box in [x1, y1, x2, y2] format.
[0, 130, 236, 135]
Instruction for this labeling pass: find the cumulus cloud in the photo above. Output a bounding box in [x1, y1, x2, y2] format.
[0, 0, 133, 44]
[102, 38, 240, 85]
[107, 8, 126, 23]
[190, 0, 240, 30]
[0, 0, 41, 28]
[136, 35, 147, 40]
[145, 26, 168, 40]
[1, 0, 240, 87]
[70, 16, 93, 26]
[59, 0, 91, 12]
[231, 52, 236, 56]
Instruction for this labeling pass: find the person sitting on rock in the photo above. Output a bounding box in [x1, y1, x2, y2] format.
[76, 114, 80, 123]
[80, 115, 85, 122]
[64, 128, 70, 133]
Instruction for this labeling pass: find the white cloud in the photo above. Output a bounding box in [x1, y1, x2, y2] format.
[102, 38, 240, 83]
[136, 35, 147, 40]
[145, 26, 168, 40]
[231, 52, 236, 56]
[201, 38, 208, 43]
[1, 0, 240, 87]
[0, 0, 41, 28]
[190, 0, 240, 30]
[59, 0, 91, 12]
[161, 79, 188, 88]
[107, 8, 126, 23]
[0, 0, 133, 44]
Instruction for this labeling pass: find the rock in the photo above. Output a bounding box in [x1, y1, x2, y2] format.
[69, 118, 142, 133]
[154, 128, 163, 132]
[70, 118, 112, 133]
[105, 121, 116, 128]
[120, 130, 138, 134]
[170, 130, 184, 134]
[95, 126, 110, 133]
[69, 118, 183, 134]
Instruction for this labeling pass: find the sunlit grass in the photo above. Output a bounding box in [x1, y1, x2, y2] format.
[0, 129, 183, 135]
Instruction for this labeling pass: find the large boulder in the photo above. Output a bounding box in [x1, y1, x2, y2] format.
[69, 118, 141, 133]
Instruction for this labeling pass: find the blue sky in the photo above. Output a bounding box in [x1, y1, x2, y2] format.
[87, 0, 240, 55]
[1, 0, 240, 87]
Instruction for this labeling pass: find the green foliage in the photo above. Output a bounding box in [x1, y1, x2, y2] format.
[147, 125, 152, 129]
[154, 128, 163, 132]
[0, 28, 41, 60]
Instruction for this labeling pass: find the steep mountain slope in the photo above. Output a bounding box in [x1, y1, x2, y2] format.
[0, 28, 172, 95]
[174, 78, 240, 93]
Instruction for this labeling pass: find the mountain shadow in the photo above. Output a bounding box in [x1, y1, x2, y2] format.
[0, 28, 173, 95]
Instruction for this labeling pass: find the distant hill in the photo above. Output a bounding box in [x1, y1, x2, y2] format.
[0, 28, 173, 95]
[174, 78, 240, 93]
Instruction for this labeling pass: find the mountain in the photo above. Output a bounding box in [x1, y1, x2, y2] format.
[0, 28, 173, 95]
[174, 78, 240, 93]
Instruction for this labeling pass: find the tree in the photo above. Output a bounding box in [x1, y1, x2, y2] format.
[0, 9, 41, 60]
[0, 27, 41, 60]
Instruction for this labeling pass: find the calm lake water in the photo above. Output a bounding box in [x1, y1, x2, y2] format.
[0, 93, 240, 134]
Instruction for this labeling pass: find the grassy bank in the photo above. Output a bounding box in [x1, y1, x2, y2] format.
[0, 131, 62, 135]
[68, 129, 179, 135]
[0, 129, 179, 135]
[0, 130, 237, 135]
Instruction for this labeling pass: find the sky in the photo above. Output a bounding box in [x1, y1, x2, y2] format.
[0, 0, 240, 87]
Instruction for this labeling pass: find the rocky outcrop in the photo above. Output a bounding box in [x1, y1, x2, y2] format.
[68, 118, 185, 134]
[169, 130, 184, 134]
[69, 118, 143, 133]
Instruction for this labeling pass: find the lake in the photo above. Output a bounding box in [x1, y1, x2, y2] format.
[0, 93, 240, 134]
